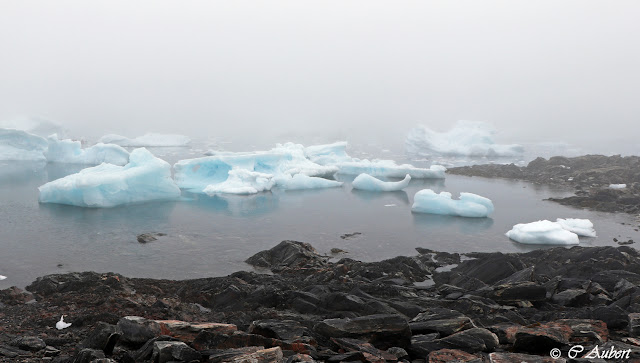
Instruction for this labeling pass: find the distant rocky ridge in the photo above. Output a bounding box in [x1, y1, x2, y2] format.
[448, 154, 640, 214]
[3, 240, 640, 361]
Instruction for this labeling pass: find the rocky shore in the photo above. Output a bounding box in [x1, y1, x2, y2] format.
[448, 155, 640, 215]
[3, 240, 640, 362]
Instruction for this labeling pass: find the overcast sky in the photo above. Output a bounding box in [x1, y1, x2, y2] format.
[0, 1, 638, 151]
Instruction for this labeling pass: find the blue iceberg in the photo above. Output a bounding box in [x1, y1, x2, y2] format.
[352, 173, 411, 192]
[411, 189, 494, 217]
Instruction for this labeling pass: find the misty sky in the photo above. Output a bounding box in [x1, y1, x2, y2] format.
[1, 1, 639, 151]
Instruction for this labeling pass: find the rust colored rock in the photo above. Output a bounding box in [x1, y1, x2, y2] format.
[513, 322, 572, 354]
[428, 348, 479, 363]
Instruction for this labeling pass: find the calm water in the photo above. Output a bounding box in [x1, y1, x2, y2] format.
[1, 143, 639, 288]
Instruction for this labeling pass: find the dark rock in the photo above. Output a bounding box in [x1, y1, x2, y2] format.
[79, 322, 120, 354]
[409, 308, 474, 337]
[132, 336, 178, 361]
[386, 347, 408, 359]
[313, 314, 411, 349]
[245, 240, 327, 271]
[0, 286, 34, 305]
[629, 313, 640, 337]
[406, 334, 440, 357]
[249, 319, 310, 342]
[438, 328, 499, 353]
[151, 341, 201, 363]
[474, 281, 546, 303]
[9, 336, 46, 352]
[592, 305, 629, 330]
[488, 323, 521, 345]
[513, 322, 572, 354]
[331, 337, 398, 361]
[340, 232, 362, 240]
[551, 289, 590, 307]
[136, 232, 166, 243]
[0, 344, 30, 358]
[205, 346, 263, 362]
[72, 348, 105, 363]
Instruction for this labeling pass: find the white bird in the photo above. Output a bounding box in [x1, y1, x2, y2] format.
[56, 315, 72, 330]
[0, 275, 6, 280]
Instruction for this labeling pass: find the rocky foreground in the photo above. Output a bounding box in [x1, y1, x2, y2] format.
[3, 241, 640, 362]
[448, 154, 640, 215]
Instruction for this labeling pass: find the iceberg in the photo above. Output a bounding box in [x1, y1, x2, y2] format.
[0, 129, 49, 161]
[305, 142, 446, 179]
[38, 148, 181, 207]
[275, 174, 343, 190]
[45, 134, 130, 165]
[556, 218, 597, 237]
[352, 173, 411, 192]
[0, 117, 68, 138]
[0, 275, 6, 280]
[203, 169, 275, 195]
[506, 220, 580, 245]
[99, 133, 191, 147]
[406, 120, 524, 157]
[411, 189, 494, 217]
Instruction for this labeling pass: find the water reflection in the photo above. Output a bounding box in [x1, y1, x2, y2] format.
[351, 189, 410, 205]
[412, 213, 494, 234]
[183, 191, 279, 217]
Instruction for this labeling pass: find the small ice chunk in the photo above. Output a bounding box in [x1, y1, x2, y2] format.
[556, 218, 597, 237]
[411, 189, 494, 217]
[275, 174, 343, 190]
[0, 128, 48, 161]
[406, 120, 524, 157]
[99, 133, 191, 147]
[506, 220, 579, 245]
[56, 315, 72, 330]
[203, 169, 275, 195]
[38, 148, 181, 207]
[352, 173, 411, 191]
[609, 184, 627, 189]
[384, 204, 397, 207]
[45, 134, 130, 165]
[0, 275, 6, 280]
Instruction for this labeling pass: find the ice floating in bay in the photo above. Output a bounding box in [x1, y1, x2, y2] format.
[406, 120, 524, 157]
[275, 174, 343, 190]
[609, 184, 627, 189]
[0, 275, 6, 280]
[38, 148, 181, 207]
[0, 116, 68, 138]
[384, 204, 397, 207]
[203, 169, 275, 195]
[352, 173, 411, 192]
[304, 141, 353, 165]
[0, 129, 48, 161]
[556, 218, 597, 237]
[45, 134, 130, 165]
[411, 189, 494, 218]
[506, 220, 579, 245]
[99, 133, 191, 147]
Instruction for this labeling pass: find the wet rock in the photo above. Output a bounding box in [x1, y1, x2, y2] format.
[136, 232, 166, 243]
[151, 341, 201, 363]
[340, 232, 362, 240]
[249, 319, 310, 342]
[428, 349, 480, 363]
[488, 323, 521, 345]
[474, 281, 547, 303]
[438, 328, 499, 353]
[79, 322, 120, 354]
[313, 314, 411, 349]
[9, 336, 46, 352]
[409, 308, 474, 337]
[551, 289, 590, 307]
[513, 322, 572, 354]
[245, 240, 327, 271]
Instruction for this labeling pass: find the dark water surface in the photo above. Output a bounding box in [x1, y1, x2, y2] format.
[1, 148, 639, 289]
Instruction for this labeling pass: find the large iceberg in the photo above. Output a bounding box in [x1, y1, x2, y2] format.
[0, 117, 68, 138]
[411, 189, 494, 217]
[99, 133, 191, 147]
[45, 134, 130, 165]
[38, 148, 181, 207]
[352, 173, 411, 192]
[305, 142, 446, 179]
[556, 218, 597, 237]
[406, 121, 524, 157]
[506, 220, 580, 245]
[0, 129, 49, 161]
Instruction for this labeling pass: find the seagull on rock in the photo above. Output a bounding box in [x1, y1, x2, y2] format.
[56, 315, 72, 330]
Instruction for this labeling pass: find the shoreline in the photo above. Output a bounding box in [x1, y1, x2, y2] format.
[2, 241, 640, 362]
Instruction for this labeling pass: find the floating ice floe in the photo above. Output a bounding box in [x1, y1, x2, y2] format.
[0, 275, 6, 280]
[506, 220, 580, 245]
[411, 189, 494, 217]
[352, 173, 411, 192]
[0, 129, 49, 161]
[556, 218, 597, 237]
[275, 174, 343, 190]
[99, 133, 191, 147]
[305, 141, 446, 179]
[38, 148, 181, 207]
[406, 120, 524, 157]
[609, 184, 627, 189]
[45, 134, 130, 165]
[203, 169, 275, 195]
[56, 315, 72, 330]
